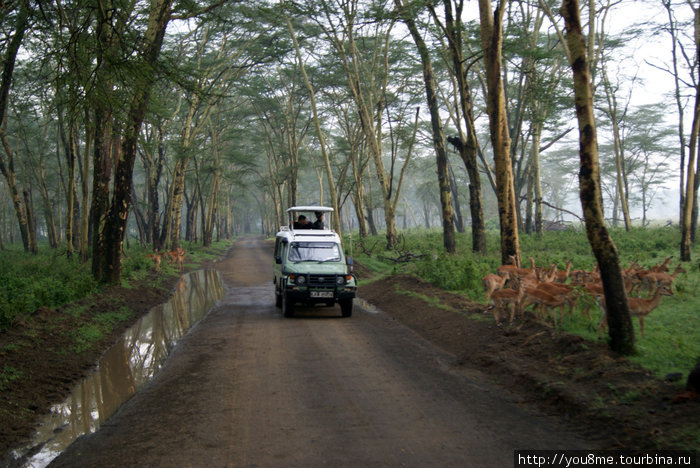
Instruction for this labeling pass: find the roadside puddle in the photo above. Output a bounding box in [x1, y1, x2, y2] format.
[355, 296, 380, 314]
[9, 269, 224, 468]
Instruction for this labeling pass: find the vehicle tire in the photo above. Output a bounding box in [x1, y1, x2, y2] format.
[275, 286, 282, 308]
[339, 298, 353, 317]
[282, 292, 295, 318]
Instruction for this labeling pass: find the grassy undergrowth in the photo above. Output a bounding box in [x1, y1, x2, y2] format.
[0, 239, 231, 331]
[346, 227, 700, 379]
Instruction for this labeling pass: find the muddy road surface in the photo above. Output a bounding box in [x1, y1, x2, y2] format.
[51, 237, 591, 467]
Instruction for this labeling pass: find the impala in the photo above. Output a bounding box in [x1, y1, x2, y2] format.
[482, 273, 508, 305]
[489, 279, 523, 324]
[598, 285, 673, 338]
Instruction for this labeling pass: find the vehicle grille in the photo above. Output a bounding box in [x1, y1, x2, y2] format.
[308, 274, 336, 288]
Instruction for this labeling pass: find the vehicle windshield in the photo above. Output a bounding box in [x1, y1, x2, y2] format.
[288, 242, 341, 263]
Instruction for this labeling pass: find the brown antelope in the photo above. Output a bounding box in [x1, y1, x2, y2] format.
[520, 287, 572, 326]
[175, 247, 186, 271]
[539, 264, 559, 283]
[166, 247, 186, 271]
[167, 249, 179, 264]
[553, 260, 573, 283]
[489, 279, 524, 324]
[496, 255, 518, 277]
[579, 281, 605, 318]
[598, 285, 673, 338]
[497, 256, 536, 279]
[482, 273, 508, 305]
[649, 256, 673, 273]
[146, 252, 163, 271]
[638, 264, 685, 293]
[536, 282, 577, 318]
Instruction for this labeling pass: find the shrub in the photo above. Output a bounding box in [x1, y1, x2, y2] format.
[0, 249, 98, 330]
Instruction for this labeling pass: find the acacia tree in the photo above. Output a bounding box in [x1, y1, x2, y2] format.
[560, 0, 634, 354]
[93, 0, 174, 283]
[394, 0, 455, 253]
[0, 0, 36, 254]
[680, 3, 700, 262]
[621, 104, 676, 225]
[333, 97, 371, 237]
[160, 24, 234, 251]
[305, 0, 406, 248]
[425, 0, 487, 252]
[285, 11, 342, 233]
[478, 0, 521, 265]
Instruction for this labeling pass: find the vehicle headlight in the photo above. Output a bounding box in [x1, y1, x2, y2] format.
[336, 276, 345, 285]
[296, 275, 306, 285]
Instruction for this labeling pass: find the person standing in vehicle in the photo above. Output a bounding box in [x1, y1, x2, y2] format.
[312, 212, 324, 229]
[294, 215, 311, 229]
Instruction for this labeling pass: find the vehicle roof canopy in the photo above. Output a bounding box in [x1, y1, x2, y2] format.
[278, 205, 337, 239]
[287, 206, 334, 213]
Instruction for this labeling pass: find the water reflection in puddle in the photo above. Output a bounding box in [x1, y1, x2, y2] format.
[11, 269, 224, 468]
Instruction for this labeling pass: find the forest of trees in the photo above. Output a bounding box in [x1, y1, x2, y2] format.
[0, 0, 698, 346]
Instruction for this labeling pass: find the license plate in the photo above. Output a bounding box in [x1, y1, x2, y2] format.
[310, 291, 333, 298]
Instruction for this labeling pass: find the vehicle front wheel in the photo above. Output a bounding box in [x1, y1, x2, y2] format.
[282, 292, 295, 318]
[339, 298, 353, 317]
[275, 287, 282, 308]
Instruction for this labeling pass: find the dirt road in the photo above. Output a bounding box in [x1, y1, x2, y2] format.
[51, 237, 591, 467]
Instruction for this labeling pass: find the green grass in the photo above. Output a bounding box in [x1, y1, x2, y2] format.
[0, 239, 233, 331]
[0, 365, 24, 392]
[0, 246, 99, 330]
[71, 323, 104, 353]
[348, 226, 700, 379]
[396, 287, 455, 312]
[67, 306, 135, 354]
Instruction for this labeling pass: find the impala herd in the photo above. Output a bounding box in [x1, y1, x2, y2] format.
[146, 246, 186, 272]
[483, 255, 683, 337]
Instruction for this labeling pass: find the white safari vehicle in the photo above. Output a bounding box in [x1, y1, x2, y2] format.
[273, 206, 357, 318]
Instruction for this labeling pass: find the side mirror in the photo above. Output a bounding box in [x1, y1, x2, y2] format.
[275, 256, 282, 265]
[346, 256, 353, 272]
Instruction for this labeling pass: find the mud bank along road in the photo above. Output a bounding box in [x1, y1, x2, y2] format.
[51, 237, 592, 467]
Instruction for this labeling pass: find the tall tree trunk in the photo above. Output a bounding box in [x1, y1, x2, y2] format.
[601, 65, 632, 231]
[681, 89, 700, 261]
[185, 188, 198, 242]
[396, 0, 455, 252]
[161, 155, 188, 250]
[561, 0, 635, 354]
[478, 0, 520, 265]
[449, 164, 465, 233]
[36, 170, 58, 248]
[138, 123, 165, 250]
[0, 0, 33, 253]
[66, 120, 77, 256]
[19, 184, 37, 252]
[530, 121, 545, 235]
[450, 4, 487, 254]
[90, 0, 120, 278]
[525, 165, 534, 234]
[203, 121, 221, 247]
[350, 145, 369, 238]
[95, 0, 173, 283]
[431, 0, 487, 252]
[366, 206, 378, 236]
[130, 185, 148, 246]
[662, 0, 687, 224]
[23, 189, 38, 253]
[682, 5, 700, 257]
[79, 109, 92, 262]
